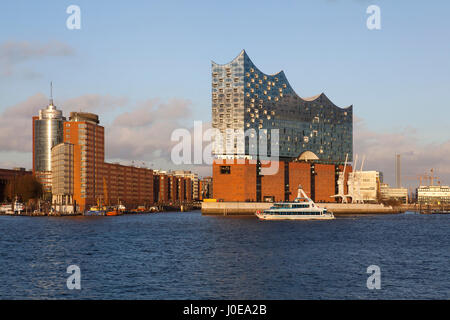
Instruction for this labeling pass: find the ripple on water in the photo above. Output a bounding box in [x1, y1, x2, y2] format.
[0, 212, 449, 299]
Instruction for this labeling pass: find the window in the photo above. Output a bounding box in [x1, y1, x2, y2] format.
[220, 166, 231, 174]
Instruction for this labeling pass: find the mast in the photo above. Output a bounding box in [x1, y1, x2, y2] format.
[49, 81, 54, 105]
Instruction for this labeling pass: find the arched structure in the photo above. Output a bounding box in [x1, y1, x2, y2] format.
[297, 151, 320, 162]
[211, 50, 353, 164]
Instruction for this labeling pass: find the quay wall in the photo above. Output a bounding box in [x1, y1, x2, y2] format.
[202, 202, 402, 216]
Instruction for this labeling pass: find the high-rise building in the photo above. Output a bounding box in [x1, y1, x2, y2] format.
[211, 50, 352, 163]
[51, 142, 76, 206]
[32, 85, 64, 192]
[52, 112, 158, 211]
[63, 112, 104, 205]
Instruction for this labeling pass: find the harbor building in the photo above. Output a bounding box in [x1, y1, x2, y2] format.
[51, 142, 76, 210]
[211, 50, 353, 202]
[153, 170, 194, 205]
[173, 170, 199, 200]
[32, 88, 64, 193]
[379, 183, 408, 204]
[0, 168, 32, 201]
[346, 170, 380, 203]
[417, 185, 450, 205]
[52, 112, 157, 211]
[62, 112, 105, 209]
[211, 50, 352, 162]
[199, 176, 213, 200]
[213, 159, 352, 203]
[52, 114, 195, 212]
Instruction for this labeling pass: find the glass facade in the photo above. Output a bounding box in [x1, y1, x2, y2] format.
[34, 119, 64, 172]
[33, 103, 64, 193]
[212, 50, 353, 164]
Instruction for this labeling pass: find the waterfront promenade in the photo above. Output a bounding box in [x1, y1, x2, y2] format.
[202, 202, 403, 216]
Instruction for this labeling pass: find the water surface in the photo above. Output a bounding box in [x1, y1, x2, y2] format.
[0, 211, 449, 299]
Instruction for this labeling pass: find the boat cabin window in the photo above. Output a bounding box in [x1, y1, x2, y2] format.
[267, 211, 321, 216]
[272, 203, 290, 209]
[292, 204, 309, 208]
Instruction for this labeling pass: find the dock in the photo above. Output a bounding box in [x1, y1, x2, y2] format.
[202, 202, 403, 216]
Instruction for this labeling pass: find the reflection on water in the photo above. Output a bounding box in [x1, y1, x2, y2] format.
[0, 212, 449, 299]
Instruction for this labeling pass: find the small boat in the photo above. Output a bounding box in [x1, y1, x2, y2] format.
[84, 206, 106, 216]
[255, 185, 335, 220]
[13, 201, 24, 215]
[106, 207, 123, 216]
[0, 203, 14, 215]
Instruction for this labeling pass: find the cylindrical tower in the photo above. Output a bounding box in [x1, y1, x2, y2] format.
[33, 85, 64, 193]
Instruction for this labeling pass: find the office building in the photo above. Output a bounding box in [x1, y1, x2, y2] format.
[417, 185, 450, 205]
[52, 112, 155, 211]
[380, 183, 408, 204]
[32, 91, 64, 192]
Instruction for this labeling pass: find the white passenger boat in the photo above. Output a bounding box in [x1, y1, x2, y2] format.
[255, 185, 335, 220]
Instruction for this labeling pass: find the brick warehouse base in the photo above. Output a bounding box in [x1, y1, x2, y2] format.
[212, 159, 352, 203]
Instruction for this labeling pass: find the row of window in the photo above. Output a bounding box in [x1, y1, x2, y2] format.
[266, 211, 322, 215]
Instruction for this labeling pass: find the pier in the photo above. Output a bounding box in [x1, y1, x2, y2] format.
[401, 203, 450, 214]
[202, 202, 403, 216]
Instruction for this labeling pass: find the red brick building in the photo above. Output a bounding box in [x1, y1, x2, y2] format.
[213, 159, 257, 202]
[213, 160, 352, 203]
[152, 171, 193, 204]
[0, 168, 33, 201]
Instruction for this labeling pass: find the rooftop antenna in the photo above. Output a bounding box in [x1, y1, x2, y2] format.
[49, 81, 54, 105]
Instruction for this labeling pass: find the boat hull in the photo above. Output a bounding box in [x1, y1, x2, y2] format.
[255, 212, 335, 220]
[84, 210, 106, 216]
[106, 211, 123, 216]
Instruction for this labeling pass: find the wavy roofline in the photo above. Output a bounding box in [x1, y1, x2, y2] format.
[211, 49, 245, 67]
[212, 50, 352, 110]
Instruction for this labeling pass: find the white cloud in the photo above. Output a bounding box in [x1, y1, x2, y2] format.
[3, 92, 447, 183]
[0, 93, 128, 158]
[354, 116, 450, 188]
[0, 93, 48, 152]
[0, 41, 75, 78]
[61, 94, 128, 114]
[106, 98, 192, 161]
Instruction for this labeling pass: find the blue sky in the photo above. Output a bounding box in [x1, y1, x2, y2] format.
[1, 0, 450, 185]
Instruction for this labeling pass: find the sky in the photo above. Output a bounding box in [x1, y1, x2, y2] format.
[1, 0, 450, 189]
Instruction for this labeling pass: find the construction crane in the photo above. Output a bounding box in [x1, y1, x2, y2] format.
[331, 153, 350, 203]
[103, 177, 109, 206]
[404, 169, 440, 188]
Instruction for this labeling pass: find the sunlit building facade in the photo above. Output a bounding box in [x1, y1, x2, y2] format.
[32, 99, 64, 192]
[211, 50, 352, 164]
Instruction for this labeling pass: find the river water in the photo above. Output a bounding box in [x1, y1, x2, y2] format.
[0, 211, 449, 299]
